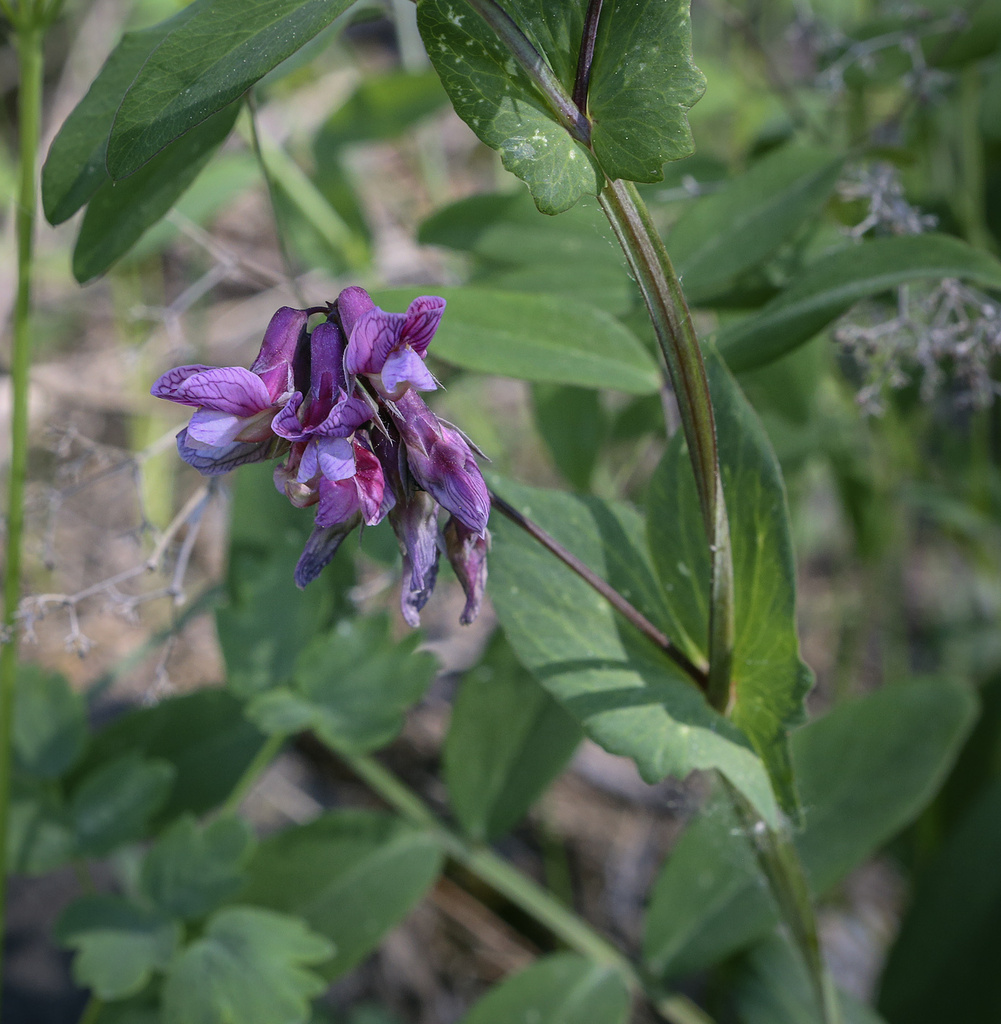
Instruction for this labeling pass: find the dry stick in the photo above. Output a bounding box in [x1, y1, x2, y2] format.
[489, 491, 709, 690]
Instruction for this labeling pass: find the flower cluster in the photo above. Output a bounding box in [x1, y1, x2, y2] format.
[152, 288, 490, 625]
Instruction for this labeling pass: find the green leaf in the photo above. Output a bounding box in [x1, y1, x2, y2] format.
[647, 350, 812, 818]
[460, 953, 630, 1024]
[56, 894, 181, 1001]
[161, 906, 333, 1024]
[13, 665, 88, 779]
[417, 0, 601, 214]
[444, 631, 582, 841]
[78, 689, 267, 823]
[532, 384, 609, 490]
[371, 288, 659, 395]
[587, 0, 706, 181]
[718, 234, 1001, 372]
[141, 815, 254, 921]
[642, 679, 976, 978]
[240, 811, 443, 980]
[669, 146, 844, 304]
[106, 0, 357, 179]
[488, 475, 780, 827]
[6, 785, 76, 875]
[731, 934, 889, 1024]
[41, 0, 204, 224]
[877, 774, 1001, 1023]
[70, 753, 175, 857]
[73, 100, 241, 283]
[246, 614, 437, 753]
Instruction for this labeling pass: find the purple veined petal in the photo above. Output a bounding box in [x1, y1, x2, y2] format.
[380, 347, 437, 398]
[401, 295, 446, 357]
[185, 408, 247, 446]
[151, 364, 215, 404]
[297, 439, 320, 483]
[444, 517, 490, 625]
[250, 307, 309, 401]
[354, 444, 389, 525]
[174, 365, 272, 416]
[315, 477, 362, 527]
[294, 515, 361, 588]
[315, 436, 357, 482]
[336, 286, 375, 338]
[312, 392, 373, 438]
[176, 428, 271, 476]
[345, 308, 406, 377]
[272, 392, 307, 441]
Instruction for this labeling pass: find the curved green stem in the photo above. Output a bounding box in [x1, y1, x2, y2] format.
[597, 179, 735, 711]
[220, 732, 287, 815]
[336, 747, 716, 1024]
[0, 23, 45, 1012]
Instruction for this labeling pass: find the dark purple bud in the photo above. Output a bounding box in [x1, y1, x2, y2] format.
[249, 306, 310, 401]
[390, 490, 441, 628]
[336, 286, 375, 337]
[294, 515, 361, 589]
[444, 517, 490, 625]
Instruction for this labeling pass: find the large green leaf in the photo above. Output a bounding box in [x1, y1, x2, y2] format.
[73, 100, 241, 282]
[669, 146, 844, 304]
[56, 895, 180, 1001]
[41, 0, 204, 224]
[246, 614, 437, 753]
[643, 679, 976, 978]
[77, 689, 267, 824]
[647, 350, 811, 818]
[239, 811, 443, 980]
[532, 383, 609, 491]
[718, 234, 1001, 372]
[13, 665, 88, 779]
[106, 0, 356, 178]
[587, 0, 705, 181]
[418, 0, 601, 214]
[444, 631, 582, 841]
[878, 775, 1001, 1024]
[488, 476, 780, 827]
[460, 953, 630, 1024]
[371, 288, 659, 394]
[161, 906, 333, 1024]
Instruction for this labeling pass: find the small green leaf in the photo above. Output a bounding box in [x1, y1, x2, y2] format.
[444, 631, 582, 841]
[141, 815, 254, 921]
[718, 234, 1001, 372]
[669, 146, 844, 304]
[6, 786, 75, 875]
[878, 775, 1001, 1023]
[488, 476, 780, 827]
[70, 753, 175, 857]
[161, 906, 333, 1024]
[587, 0, 706, 181]
[460, 953, 630, 1024]
[77, 689, 266, 824]
[246, 614, 437, 753]
[13, 665, 88, 779]
[56, 894, 180, 1001]
[371, 288, 659, 395]
[647, 350, 812, 818]
[643, 679, 976, 978]
[73, 100, 241, 283]
[240, 811, 443, 980]
[106, 0, 357, 179]
[417, 0, 601, 214]
[41, 0, 204, 224]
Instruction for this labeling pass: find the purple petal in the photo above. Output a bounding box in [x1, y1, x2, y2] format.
[381, 347, 437, 398]
[345, 309, 406, 377]
[401, 296, 446, 357]
[250, 307, 309, 400]
[294, 516, 361, 588]
[336, 286, 375, 337]
[313, 392, 373, 438]
[315, 436, 356, 482]
[151, 364, 214, 404]
[309, 321, 347, 393]
[316, 477, 361, 527]
[390, 490, 440, 628]
[176, 429, 271, 476]
[354, 444, 389, 525]
[175, 366, 272, 416]
[272, 392, 307, 441]
[186, 408, 247, 446]
[444, 518, 490, 625]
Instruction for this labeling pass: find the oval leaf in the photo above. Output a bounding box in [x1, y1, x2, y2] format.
[371, 288, 659, 394]
[13, 665, 87, 780]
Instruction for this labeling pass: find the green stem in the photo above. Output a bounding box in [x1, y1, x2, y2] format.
[726, 782, 841, 1024]
[220, 732, 287, 815]
[0, 24, 45, 1013]
[77, 995, 104, 1024]
[597, 179, 735, 711]
[336, 748, 716, 1024]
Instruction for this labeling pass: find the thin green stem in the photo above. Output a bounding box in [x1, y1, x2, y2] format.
[597, 179, 735, 711]
[220, 732, 286, 815]
[0, 25, 45, 1013]
[77, 995, 104, 1024]
[335, 747, 716, 1024]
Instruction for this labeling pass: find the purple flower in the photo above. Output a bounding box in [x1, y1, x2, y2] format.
[341, 286, 446, 399]
[389, 391, 490, 537]
[151, 307, 309, 475]
[444, 516, 490, 626]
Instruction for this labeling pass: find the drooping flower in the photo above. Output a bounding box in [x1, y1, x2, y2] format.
[444, 516, 490, 626]
[151, 307, 309, 475]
